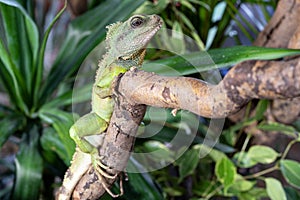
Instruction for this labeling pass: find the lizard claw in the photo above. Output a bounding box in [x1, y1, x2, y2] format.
[91, 151, 123, 197]
[91, 151, 117, 179]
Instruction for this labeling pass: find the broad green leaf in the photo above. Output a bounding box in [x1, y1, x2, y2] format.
[280, 160, 300, 189]
[248, 145, 278, 164]
[53, 118, 76, 160]
[13, 127, 43, 200]
[237, 187, 268, 200]
[234, 145, 278, 168]
[193, 180, 218, 197]
[0, 0, 39, 61]
[195, 144, 226, 162]
[42, 84, 92, 108]
[142, 140, 174, 162]
[143, 46, 300, 76]
[258, 122, 298, 139]
[233, 151, 257, 168]
[41, 127, 73, 166]
[265, 178, 287, 200]
[215, 157, 236, 190]
[284, 186, 300, 200]
[0, 0, 39, 98]
[0, 33, 27, 112]
[39, 108, 74, 124]
[123, 157, 164, 199]
[175, 147, 200, 182]
[229, 175, 255, 193]
[0, 113, 25, 147]
[39, 108, 75, 163]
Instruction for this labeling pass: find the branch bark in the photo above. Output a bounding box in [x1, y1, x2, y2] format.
[72, 79, 146, 199]
[72, 0, 300, 198]
[116, 59, 300, 118]
[234, 0, 300, 123]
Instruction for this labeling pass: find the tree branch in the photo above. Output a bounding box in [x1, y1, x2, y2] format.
[117, 58, 300, 118]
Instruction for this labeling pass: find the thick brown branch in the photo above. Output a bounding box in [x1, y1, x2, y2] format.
[252, 0, 300, 123]
[117, 58, 300, 118]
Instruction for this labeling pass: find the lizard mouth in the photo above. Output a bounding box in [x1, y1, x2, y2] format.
[140, 15, 163, 47]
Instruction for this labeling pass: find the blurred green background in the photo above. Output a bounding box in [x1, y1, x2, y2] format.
[1, 0, 300, 199]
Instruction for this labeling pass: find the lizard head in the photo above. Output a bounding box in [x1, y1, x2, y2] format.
[106, 14, 163, 65]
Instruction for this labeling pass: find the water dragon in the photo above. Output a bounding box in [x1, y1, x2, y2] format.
[56, 14, 162, 199]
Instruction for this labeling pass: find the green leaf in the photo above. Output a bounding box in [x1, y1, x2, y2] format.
[193, 180, 218, 197]
[163, 186, 184, 196]
[234, 145, 278, 168]
[215, 157, 236, 190]
[176, 11, 205, 50]
[175, 147, 200, 182]
[123, 157, 164, 199]
[40, 0, 145, 104]
[284, 186, 300, 200]
[280, 160, 300, 189]
[0, 0, 39, 62]
[229, 175, 255, 193]
[143, 46, 300, 75]
[39, 108, 75, 163]
[180, 0, 196, 13]
[248, 145, 278, 164]
[142, 140, 174, 163]
[254, 99, 269, 120]
[258, 122, 298, 139]
[134, 0, 169, 14]
[32, 0, 67, 108]
[0, 0, 39, 105]
[171, 20, 186, 54]
[12, 126, 43, 200]
[0, 113, 25, 147]
[0, 31, 27, 112]
[233, 151, 257, 168]
[265, 178, 287, 200]
[237, 187, 268, 200]
[41, 127, 73, 166]
[195, 144, 226, 162]
[42, 84, 92, 108]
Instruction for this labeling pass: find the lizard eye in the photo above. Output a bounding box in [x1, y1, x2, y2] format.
[130, 16, 144, 28]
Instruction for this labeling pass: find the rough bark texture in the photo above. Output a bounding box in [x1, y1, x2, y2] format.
[72, 75, 146, 199]
[116, 60, 300, 118]
[231, 0, 300, 123]
[73, 0, 300, 198]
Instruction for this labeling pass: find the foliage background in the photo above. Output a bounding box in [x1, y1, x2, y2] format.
[0, 0, 300, 199]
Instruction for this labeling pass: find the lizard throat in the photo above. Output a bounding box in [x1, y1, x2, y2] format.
[119, 49, 146, 66]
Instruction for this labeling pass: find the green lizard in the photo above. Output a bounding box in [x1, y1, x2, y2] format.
[56, 14, 162, 199]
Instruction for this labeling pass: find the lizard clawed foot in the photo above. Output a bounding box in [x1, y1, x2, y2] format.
[91, 151, 123, 197]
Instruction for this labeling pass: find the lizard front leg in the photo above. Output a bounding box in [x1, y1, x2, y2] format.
[58, 113, 118, 200]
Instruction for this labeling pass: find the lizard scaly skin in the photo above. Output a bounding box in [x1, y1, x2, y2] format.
[56, 14, 162, 199]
